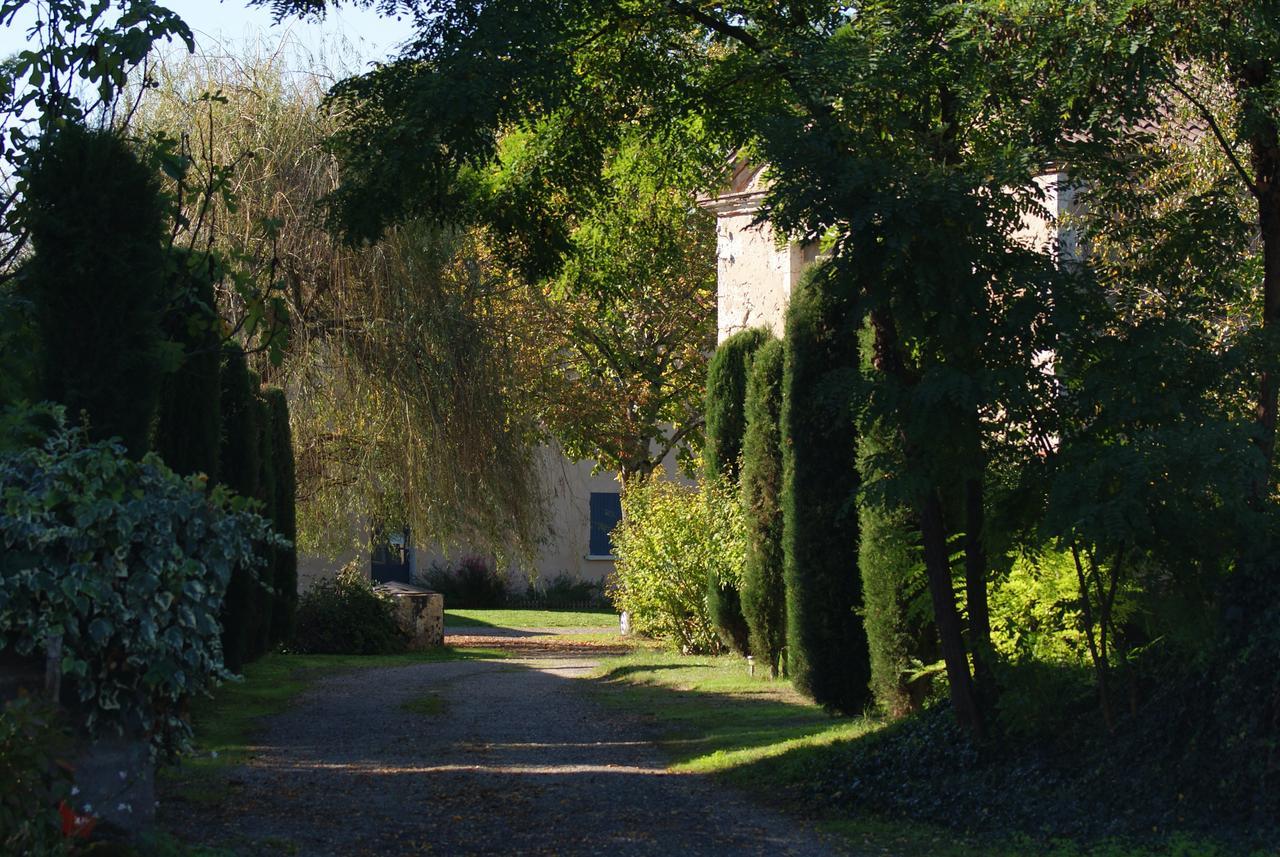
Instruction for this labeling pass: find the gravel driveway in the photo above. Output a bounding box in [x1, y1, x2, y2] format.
[163, 630, 851, 856]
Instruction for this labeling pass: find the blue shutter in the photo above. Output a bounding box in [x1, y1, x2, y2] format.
[589, 492, 623, 557]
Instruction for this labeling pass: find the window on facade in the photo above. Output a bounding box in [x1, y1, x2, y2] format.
[588, 492, 622, 558]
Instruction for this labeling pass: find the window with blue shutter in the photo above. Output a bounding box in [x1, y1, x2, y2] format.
[589, 492, 623, 558]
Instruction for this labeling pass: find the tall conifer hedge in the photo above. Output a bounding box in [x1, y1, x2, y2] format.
[781, 265, 869, 713]
[22, 123, 168, 456]
[218, 344, 260, 672]
[154, 251, 221, 479]
[740, 338, 787, 677]
[857, 416, 928, 716]
[264, 387, 298, 645]
[704, 327, 772, 654]
[250, 387, 277, 661]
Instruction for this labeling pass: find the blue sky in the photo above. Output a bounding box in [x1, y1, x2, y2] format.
[0, 1, 415, 67]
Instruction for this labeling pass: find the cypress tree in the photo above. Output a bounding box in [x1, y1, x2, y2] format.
[857, 416, 930, 717]
[704, 327, 771, 655]
[781, 264, 869, 713]
[154, 250, 222, 478]
[740, 338, 786, 677]
[264, 387, 298, 645]
[21, 123, 168, 456]
[218, 344, 260, 672]
[704, 327, 772, 481]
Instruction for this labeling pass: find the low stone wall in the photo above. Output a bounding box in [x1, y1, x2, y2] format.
[375, 582, 444, 649]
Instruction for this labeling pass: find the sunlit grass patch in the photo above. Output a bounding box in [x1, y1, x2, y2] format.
[444, 608, 618, 628]
[588, 649, 877, 782]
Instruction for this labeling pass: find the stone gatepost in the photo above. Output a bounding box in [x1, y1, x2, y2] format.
[375, 582, 445, 649]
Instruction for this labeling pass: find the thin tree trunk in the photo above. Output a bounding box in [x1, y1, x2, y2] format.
[965, 474, 996, 712]
[921, 488, 984, 738]
[871, 307, 984, 736]
[1071, 543, 1113, 732]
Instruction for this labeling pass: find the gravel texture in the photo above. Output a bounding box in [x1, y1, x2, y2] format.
[162, 630, 852, 856]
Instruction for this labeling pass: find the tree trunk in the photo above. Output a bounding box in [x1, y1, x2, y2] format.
[965, 474, 996, 713]
[921, 488, 984, 738]
[871, 307, 984, 736]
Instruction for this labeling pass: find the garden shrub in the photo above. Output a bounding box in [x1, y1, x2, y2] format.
[0, 409, 278, 757]
[292, 565, 408, 655]
[21, 122, 168, 457]
[781, 264, 869, 713]
[703, 328, 772, 656]
[420, 555, 508, 608]
[0, 696, 72, 856]
[609, 469, 745, 654]
[740, 338, 786, 677]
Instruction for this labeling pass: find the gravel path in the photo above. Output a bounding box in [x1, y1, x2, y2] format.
[164, 631, 850, 856]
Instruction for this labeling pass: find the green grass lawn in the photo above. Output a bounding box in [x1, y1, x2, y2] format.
[587, 650, 1243, 857]
[163, 646, 501, 805]
[444, 608, 619, 628]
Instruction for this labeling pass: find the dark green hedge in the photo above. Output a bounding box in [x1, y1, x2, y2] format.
[217, 344, 260, 672]
[264, 387, 298, 646]
[22, 123, 167, 457]
[781, 264, 869, 713]
[154, 250, 221, 479]
[740, 338, 786, 677]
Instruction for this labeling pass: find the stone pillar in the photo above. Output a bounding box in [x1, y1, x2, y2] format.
[375, 582, 444, 649]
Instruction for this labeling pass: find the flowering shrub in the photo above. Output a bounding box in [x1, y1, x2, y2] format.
[0, 411, 281, 757]
[609, 471, 746, 654]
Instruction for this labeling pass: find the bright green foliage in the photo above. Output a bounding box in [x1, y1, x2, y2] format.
[740, 338, 787, 677]
[291, 565, 408, 655]
[0, 409, 278, 757]
[263, 388, 297, 646]
[217, 344, 262, 672]
[704, 327, 772, 655]
[154, 249, 222, 479]
[610, 470, 746, 654]
[20, 123, 170, 456]
[781, 265, 869, 714]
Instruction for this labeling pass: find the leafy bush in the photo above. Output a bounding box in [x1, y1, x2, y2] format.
[0, 409, 279, 757]
[292, 565, 408, 655]
[420, 555, 508, 608]
[0, 696, 71, 856]
[609, 470, 745, 654]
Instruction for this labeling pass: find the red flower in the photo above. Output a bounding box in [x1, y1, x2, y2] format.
[58, 801, 97, 839]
